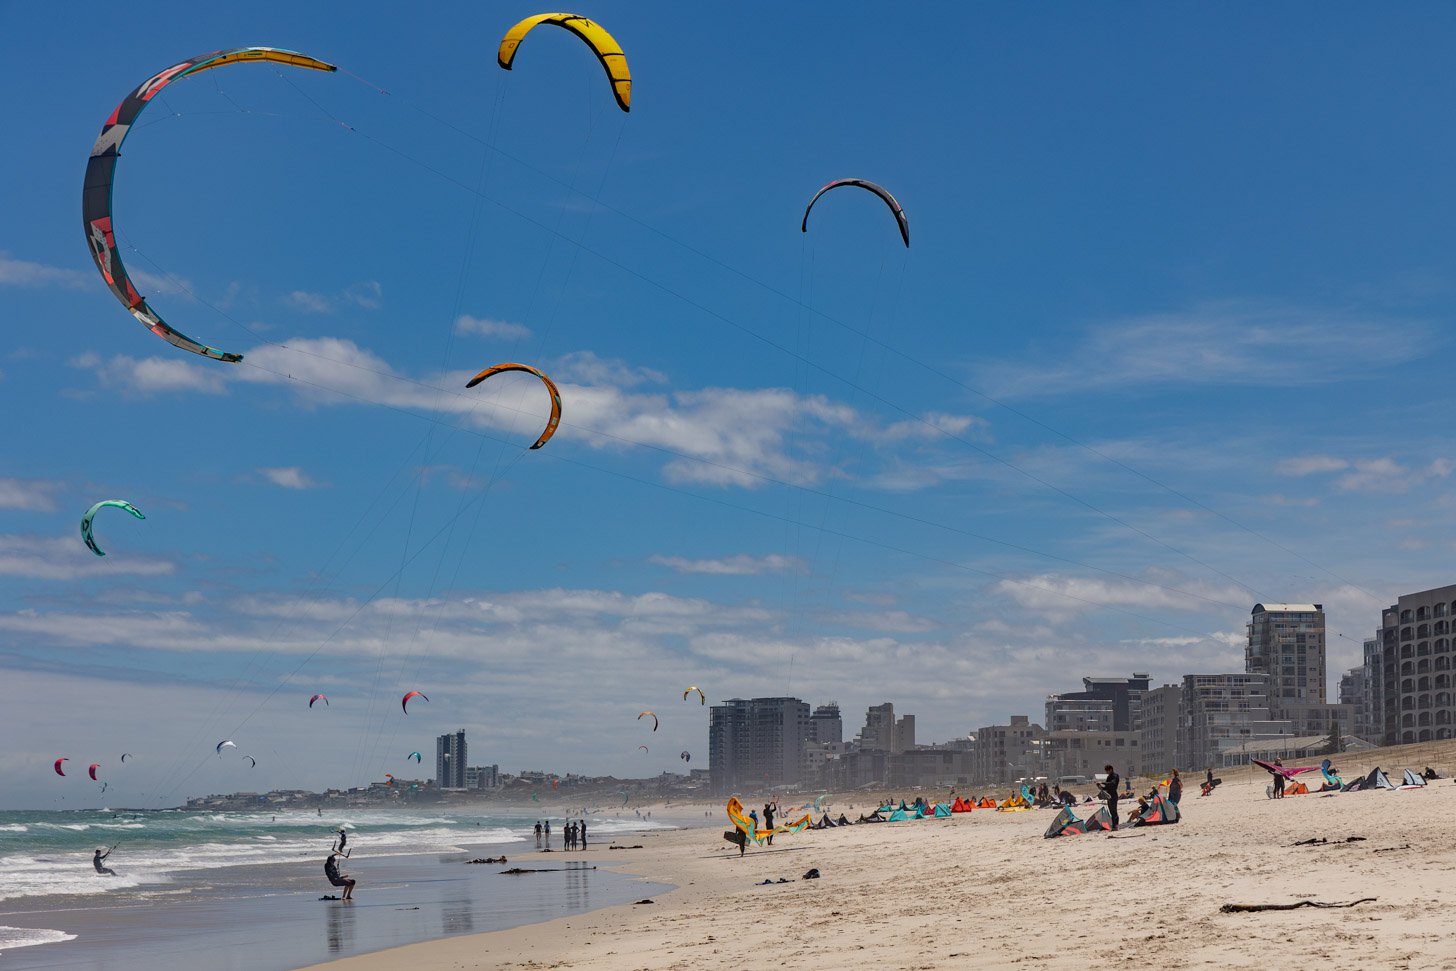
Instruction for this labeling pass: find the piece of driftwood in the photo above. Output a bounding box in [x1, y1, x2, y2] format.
[500, 865, 598, 875]
[1220, 897, 1376, 913]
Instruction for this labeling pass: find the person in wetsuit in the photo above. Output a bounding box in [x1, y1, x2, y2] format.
[93, 846, 116, 876]
[334, 827, 348, 853]
[324, 852, 355, 899]
[1100, 765, 1121, 831]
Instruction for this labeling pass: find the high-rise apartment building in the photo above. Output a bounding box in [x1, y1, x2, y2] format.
[858, 703, 896, 752]
[436, 730, 466, 789]
[1045, 674, 1150, 732]
[1181, 673, 1293, 770]
[1374, 583, 1456, 745]
[1138, 684, 1183, 774]
[808, 704, 843, 745]
[708, 697, 811, 795]
[970, 715, 1046, 784]
[1246, 603, 1326, 711]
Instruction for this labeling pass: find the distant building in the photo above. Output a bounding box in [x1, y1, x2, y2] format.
[1247, 603, 1326, 710]
[1362, 636, 1384, 742]
[808, 704, 843, 745]
[857, 703, 897, 753]
[1181, 673, 1294, 770]
[436, 730, 466, 790]
[1374, 583, 1456, 745]
[971, 715, 1046, 785]
[1046, 674, 1150, 733]
[708, 697, 811, 795]
[1138, 684, 1183, 774]
[463, 764, 498, 790]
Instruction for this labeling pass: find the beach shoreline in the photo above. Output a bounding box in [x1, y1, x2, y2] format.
[306, 768, 1456, 971]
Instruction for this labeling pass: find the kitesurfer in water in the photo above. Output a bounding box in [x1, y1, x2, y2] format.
[334, 827, 348, 853]
[325, 852, 355, 900]
[93, 845, 116, 876]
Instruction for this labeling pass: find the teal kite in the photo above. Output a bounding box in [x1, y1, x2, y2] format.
[81, 500, 145, 556]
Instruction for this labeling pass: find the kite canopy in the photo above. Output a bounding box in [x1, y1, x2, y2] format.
[385, 773, 394, 785]
[88, 763, 100, 781]
[726, 797, 811, 845]
[54, 758, 68, 777]
[801, 178, 910, 247]
[464, 363, 563, 450]
[1252, 758, 1319, 780]
[637, 710, 658, 731]
[683, 685, 705, 705]
[81, 500, 145, 557]
[120, 752, 133, 762]
[638, 744, 650, 753]
[498, 13, 631, 111]
[309, 693, 329, 708]
[216, 740, 236, 755]
[82, 47, 337, 363]
[680, 750, 691, 763]
[243, 755, 257, 768]
[402, 690, 428, 713]
[408, 751, 422, 763]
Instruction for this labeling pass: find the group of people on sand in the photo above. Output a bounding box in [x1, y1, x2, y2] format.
[534, 818, 588, 850]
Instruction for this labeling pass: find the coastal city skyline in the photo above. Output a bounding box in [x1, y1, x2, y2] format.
[8, 4, 1456, 810]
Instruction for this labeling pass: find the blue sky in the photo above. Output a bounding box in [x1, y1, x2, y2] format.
[4, 2, 1456, 807]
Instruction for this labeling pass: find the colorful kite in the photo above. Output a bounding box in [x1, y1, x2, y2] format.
[637, 711, 658, 731]
[216, 740, 236, 755]
[81, 500, 145, 557]
[408, 751, 422, 763]
[54, 758, 69, 777]
[498, 13, 631, 111]
[683, 686, 705, 705]
[725, 797, 811, 845]
[309, 694, 328, 708]
[89, 763, 101, 781]
[83, 48, 337, 362]
[464, 363, 563, 450]
[402, 691, 428, 713]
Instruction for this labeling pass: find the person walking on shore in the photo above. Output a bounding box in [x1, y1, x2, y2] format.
[763, 801, 777, 846]
[544, 819, 551, 842]
[534, 820, 542, 846]
[1100, 765, 1121, 831]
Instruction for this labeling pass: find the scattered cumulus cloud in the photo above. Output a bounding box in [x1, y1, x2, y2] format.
[977, 301, 1429, 397]
[0, 478, 62, 512]
[0, 535, 174, 581]
[70, 351, 225, 396]
[1276, 454, 1452, 493]
[454, 314, 531, 340]
[286, 290, 334, 314]
[258, 467, 323, 490]
[649, 553, 806, 576]
[0, 253, 90, 290]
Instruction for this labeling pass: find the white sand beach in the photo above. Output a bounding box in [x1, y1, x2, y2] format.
[308, 742, 1456, 970]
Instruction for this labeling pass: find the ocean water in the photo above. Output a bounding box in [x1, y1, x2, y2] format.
[0, 806, 677, 964]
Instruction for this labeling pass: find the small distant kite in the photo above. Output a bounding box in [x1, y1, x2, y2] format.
[680, 751, 691, 763]
[683, 686, 705, 705]
[243, 756, 257, 768]
[637, 711, 658, 731]
[81, 500, 145, 557]
[464, 363, 563, 450]
[402, 691, 428, 714]
[89, 763, 101, 781]
[385, 773, 395, 786]
[309, 694, 328, 708]
[552, 777, 560, 790]
[801, 178, 909, 247]
[54, 758, 69, 777]
[408, 751, 422, 763]
[120, 753, 133, 763]
[638, 745, 650, 753]
[498, 13, 632, 112]
[216, 740, 236, 755]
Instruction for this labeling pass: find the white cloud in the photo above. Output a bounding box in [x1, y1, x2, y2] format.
[0, 253, 91, 290]
[554, 350, 665, 387]
[258, 467, 323, 490]
[992, 571, 1248, 616]
[977, 302, 1427, 397]
[1276, 455, 1350, 476]
[0, 478, 61, 512]
[71, 351, 225, 395]
[286, 290, 333, 314]
[343, 281, 383, 310]
[649, 553, 805, 576]
[454, 314, 532, 340]
[0, 535, 174, 581]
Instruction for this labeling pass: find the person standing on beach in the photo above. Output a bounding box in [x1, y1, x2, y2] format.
[579, 818, 587, 849]
[1167, 769, 1183, 805]
[763, 801, 777, 845]
[544, 819, 551, 843]
[1100, 765, 1121, 831]
[534, 820, 542, 846]
[93, 846, 116, 876]
[324, 852, 355, 900]
[1272, 758, 1286, 799]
